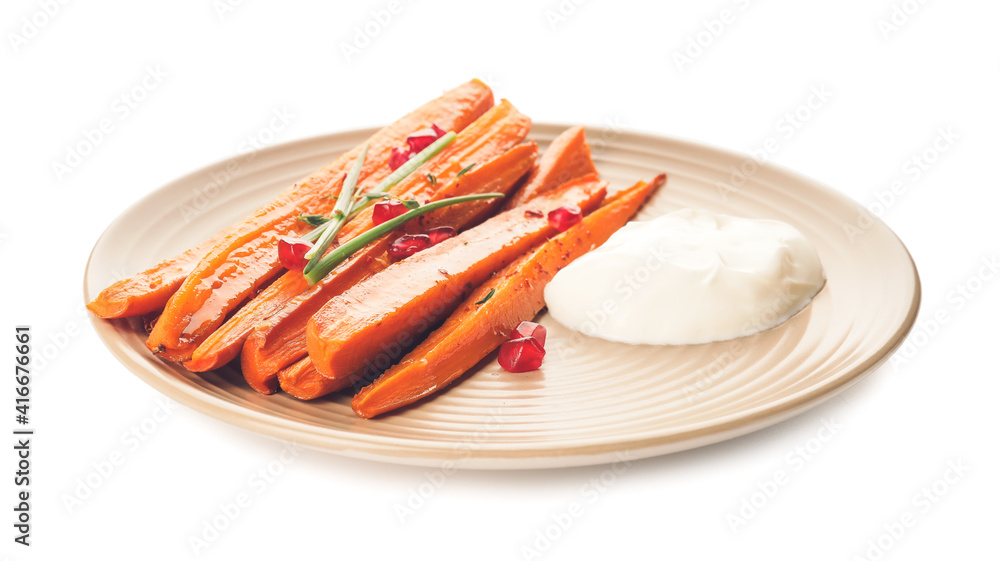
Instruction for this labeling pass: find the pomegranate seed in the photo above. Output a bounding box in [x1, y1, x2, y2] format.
[278, 236, 313, 270]
[389, 234, 432, 259]
[388, 147, 412, 171]
[406, 124, 447, 153]
[547, 204, 582, 232]
[373, 199, 409, 225]
[524, 209, 544, 218]
[514, 321, 547, 347]
[498, 337, 546, 373]
[426, 226, 457, 245]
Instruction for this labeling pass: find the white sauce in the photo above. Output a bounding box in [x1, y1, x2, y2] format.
[544, 209, 825, 345]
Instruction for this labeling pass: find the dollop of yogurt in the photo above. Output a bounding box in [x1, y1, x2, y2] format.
[544, 208, 825, 345]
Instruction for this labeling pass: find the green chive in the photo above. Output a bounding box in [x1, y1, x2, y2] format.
[303, 142, 369, 269]
[303, 193, 505, 285]
[296, 214, 330, 227]
[427, 173, 437, 186]
[474, 288, 495, 306]
[456, 163, 476, 177]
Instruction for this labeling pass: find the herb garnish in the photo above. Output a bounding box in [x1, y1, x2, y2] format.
[475, 288, 495, 305]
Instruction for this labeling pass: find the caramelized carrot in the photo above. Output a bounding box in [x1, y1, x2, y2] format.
[86, 235, 226, 318]
[352, 174, 664, 417]
[184, 104, 533, 376]
[88, 80, 493, 321]
[146, 86, 504, 362]
[237, 142, 538, 393]
[306, 175, 608, 383]
[504, 126, 597, 208]
[278, 356, 349, 400]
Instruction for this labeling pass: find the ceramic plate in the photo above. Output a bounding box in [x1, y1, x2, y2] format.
[84, 124, 920, 469]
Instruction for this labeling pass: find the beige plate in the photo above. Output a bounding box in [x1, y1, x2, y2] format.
[84, 124, 920, 469]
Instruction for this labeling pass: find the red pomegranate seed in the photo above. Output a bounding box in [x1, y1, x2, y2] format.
[498, 337, 546, 373]
[388, 147, 412, 171]
[514, 321, 547, 347]
[405, 124, 447, 153]
[278, 236, 313, 270]
[524, 209, 544, 218]
[389, 234, 432, 259]
[547, 204, 582, 232]
[426, 226, 457, 245]
[373, 199, 409, 225]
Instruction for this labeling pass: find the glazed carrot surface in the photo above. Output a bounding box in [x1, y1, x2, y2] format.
[228, 125, 535, 393]
[277, 357, 348, 400]
[185, 102, 531, 375]
[504, 125, 597, 208]
[352, 174, 665, 417]
[86, 234, 227, 319]
[144, 81, 495, 362]
[305, 175, 608, 384]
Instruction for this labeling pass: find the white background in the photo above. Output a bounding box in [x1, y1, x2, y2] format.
[2, 0, 998, 559]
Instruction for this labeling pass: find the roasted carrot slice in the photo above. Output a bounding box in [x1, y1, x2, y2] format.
[240, 143, 537, 393]
[145, 85, 503, 362]
[503, 125, 597, 208]
[277, 356, 349, 400]
[306, 175, 608, 383]
[88, 80, 493, 321]
[184, 105, 533, 376]
[352, 174, 665, 417]
[86, 235, 226, 318]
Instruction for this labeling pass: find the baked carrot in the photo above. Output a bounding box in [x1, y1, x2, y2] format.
[86, 235, 227, 318]
[352, 174, 665, 417]
[503, 126, 597, 208]
[88, 80, 493, 321]
[146, 88, 511, 363]
[278, 356, 349, 400]
[188, 139, 536, 381]
[184, 104, 533, 376]
[306, 175, 608, 383]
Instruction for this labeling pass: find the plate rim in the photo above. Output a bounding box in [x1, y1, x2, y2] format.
[83, 123, 921, 469]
